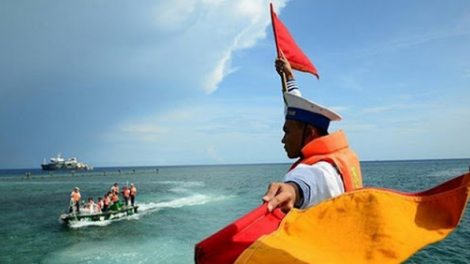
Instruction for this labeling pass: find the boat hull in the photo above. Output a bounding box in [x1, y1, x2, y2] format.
[41, 164, 92, 171]
[60, 206, 138, 224]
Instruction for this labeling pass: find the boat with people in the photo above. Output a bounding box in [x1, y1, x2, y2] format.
[60, 201, 138, 224]
[41, 153, 93, 171]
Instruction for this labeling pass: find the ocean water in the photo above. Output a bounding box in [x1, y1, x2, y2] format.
[0, 159, 469, 264]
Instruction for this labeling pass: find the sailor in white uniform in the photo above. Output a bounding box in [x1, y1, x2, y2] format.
[262, 56, 346, 212]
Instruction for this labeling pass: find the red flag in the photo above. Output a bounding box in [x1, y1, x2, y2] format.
[194, 203, 284, 264]
[271, 3, 319, 78]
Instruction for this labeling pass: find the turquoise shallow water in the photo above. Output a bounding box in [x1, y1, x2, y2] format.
[0, 159, 469, 263]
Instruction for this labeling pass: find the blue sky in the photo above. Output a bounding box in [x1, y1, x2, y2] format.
[1, 0, 469, 169]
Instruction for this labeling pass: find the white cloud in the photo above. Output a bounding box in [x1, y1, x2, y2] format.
[163, 0, 290, 94]
[0, 0, 289, 95]
[204, 50, 234, 94]
[151, 0, 198, 32]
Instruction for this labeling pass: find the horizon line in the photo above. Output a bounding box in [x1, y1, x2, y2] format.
[1, 157, 470, 171]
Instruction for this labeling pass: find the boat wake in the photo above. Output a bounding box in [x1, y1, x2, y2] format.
[66, 194, 233, 228]
[426, 168, 468, 178]
[134, 194, 233, 218]
[162, 181, 206, 194]
[67, 219, 113, 228]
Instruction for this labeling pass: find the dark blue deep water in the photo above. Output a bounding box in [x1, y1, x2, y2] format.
[0, 159, 469, 263]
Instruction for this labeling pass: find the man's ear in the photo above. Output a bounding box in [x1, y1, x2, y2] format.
[303, 125, 317, 143]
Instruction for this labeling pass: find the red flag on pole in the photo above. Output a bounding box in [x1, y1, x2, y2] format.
[270, 3, 319, 79]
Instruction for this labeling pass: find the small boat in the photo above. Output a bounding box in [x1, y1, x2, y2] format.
[60, 202, 138, 224]
[42, 153, 93, 171]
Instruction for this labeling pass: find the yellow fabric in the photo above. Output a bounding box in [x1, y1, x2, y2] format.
[236, 174, 470, 264]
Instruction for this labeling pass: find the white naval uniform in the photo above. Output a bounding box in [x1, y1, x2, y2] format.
[284, 162, 344, 209]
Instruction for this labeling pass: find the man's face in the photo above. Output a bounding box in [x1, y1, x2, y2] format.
[282, 119, 304, 159]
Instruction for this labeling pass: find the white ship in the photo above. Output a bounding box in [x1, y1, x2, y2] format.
[41, 153, 93, 171]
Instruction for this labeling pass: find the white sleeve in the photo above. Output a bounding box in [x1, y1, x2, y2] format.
[284, 79, 302, 114]
[286, 79, 301, 96]
[283, 162, 345, 209]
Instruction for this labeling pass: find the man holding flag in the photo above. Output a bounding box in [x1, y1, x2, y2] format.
[262, 55, 363, 213]
[194, 4, 470, 264]
[261, 3, 362, 213]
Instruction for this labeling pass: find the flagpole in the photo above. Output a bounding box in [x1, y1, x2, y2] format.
[270, 3, 288, 93]
[281, 72, 287, 93]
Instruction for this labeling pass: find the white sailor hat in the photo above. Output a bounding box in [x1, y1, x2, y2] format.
[284, 92, 341, 131]
[74, 187, 80, 190]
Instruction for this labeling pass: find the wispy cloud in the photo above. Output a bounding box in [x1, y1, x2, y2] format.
[150, 0, 290, 94]
[101, 97, 281, 147]
[347, 28, 470, 59]
[0, 0, 289, 95]
[95, 98, 285, 165]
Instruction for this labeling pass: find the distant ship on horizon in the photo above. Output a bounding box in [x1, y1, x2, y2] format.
[41, 153, 93, 171]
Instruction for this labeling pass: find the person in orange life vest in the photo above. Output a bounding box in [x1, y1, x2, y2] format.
[262, 57, 362, 213]
[103, 192, 112, 212]
[111, 183, 119, 195]
[122, 186, 130, 206]
[129, 183, 137, 207]
[69, 187, 81, 213]
[111, 192, 119, 203]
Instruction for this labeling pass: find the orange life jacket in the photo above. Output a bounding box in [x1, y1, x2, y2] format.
[111, 194, 119, 202]
[98, 200, 104, 209]
[130, 187, 136, 196]
[104, 197, 110, 205]
[123, 189, 130, 198]
[71, 191, 81, 202]
[290, 130, 362, 191]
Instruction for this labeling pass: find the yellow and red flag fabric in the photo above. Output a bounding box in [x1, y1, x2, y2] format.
[236, 172, 470, 264]
[270, 3, 319, 78]
[195, 172, 470, 264]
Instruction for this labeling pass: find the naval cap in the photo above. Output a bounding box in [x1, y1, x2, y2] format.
[284, 92, 341, 131]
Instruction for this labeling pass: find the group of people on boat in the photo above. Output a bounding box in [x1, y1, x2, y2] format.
[69, 183, 137, 215]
